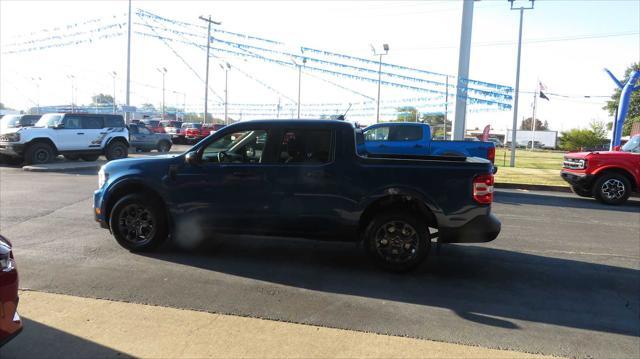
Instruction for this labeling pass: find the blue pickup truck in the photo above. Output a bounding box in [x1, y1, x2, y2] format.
[362, 122, 495, 163]
[94, 120, 500, 271]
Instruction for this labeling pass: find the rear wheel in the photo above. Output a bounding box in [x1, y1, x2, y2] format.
[594, 173, 631, 205]
[157, 141, 171, 153]
[109, 193, 167, 251]
[105, 140, 128, 161]
[80, 154, 100, 161]
[24, 142, 55, 165]
[570, 185, 592, 198]
[364, 211, 430, 272]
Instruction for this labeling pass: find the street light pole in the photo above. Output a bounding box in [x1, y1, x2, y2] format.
[199, 15, 221, 124]
[372, 43, 389, 123]
[157, 67, 167, 119]
[125, 0, 132, 123]
[508, 0, 535, 167]
[110, 71, 117, 114]
[453, 0, 474, 140]
[293, 57, 307, 118]
[444, 75, 449, 140]
[220, 62, 230, 125]
[67, 75, 75, 113]
[31, 77, 41, 114]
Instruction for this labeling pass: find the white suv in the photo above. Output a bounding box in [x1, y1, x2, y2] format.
[0, 113, 129, 164]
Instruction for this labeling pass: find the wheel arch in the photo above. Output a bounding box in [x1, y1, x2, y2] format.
[593, 166, 637, 191]
[103, 180, 170, 229]
[106, 135, 130, 148]
[358, 192, 439, 240]
[25, 138, 59, 153]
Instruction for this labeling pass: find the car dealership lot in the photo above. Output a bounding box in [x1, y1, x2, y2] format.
[0, 165, 638, 358]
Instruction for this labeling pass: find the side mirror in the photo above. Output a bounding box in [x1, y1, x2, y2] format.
[185, 151, 200, 166]
[53, 123, 65, 129]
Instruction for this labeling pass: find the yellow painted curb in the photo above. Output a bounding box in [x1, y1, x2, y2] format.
[4, 291, 553, 358]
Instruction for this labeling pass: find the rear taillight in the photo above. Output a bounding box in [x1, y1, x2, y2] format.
[473, 174, 494, 204]
[487, 147, 495, 164]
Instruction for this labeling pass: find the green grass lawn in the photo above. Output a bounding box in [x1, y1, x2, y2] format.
[494, 149, 568, 187]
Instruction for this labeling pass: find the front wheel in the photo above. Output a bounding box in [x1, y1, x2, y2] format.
[364, 211, 431, 272]
[594, 174, 631, 205]
[157, 141, 171, 153]
[109, 193, 167, 251]
[105, 140, 128, 161]
[24, 142, 55, 165]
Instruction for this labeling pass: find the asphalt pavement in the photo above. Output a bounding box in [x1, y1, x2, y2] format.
[0, 165, 638, 358]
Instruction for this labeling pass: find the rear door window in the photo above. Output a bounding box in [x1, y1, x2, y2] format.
[81, 116, 104, 129]
[389, 126, 422, 141]
[278, 129, 332, 164]
[105, 116, 124, 127]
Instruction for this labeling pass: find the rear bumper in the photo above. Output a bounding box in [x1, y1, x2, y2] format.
[561, 170, 594, 188]
[438, 213, 501, 243]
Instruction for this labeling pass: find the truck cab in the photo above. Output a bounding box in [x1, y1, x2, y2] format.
[561, 135, 640, 204]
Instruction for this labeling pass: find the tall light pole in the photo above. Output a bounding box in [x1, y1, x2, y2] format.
[508, 0, 535, 167]
[157, 67, 167, 119]
[125, 0, 132, 123]
[220, 62, 230, 125]
[453, 0, 474, 140]
[292, 57, 307, 118]
[444, 75, 449, 140]
[66, 75, 75, 113]
[199, 15, 222, 124]
[371, 43, 389, 123]
[110, 71, 117, 114]
[31, 77, 41, 114]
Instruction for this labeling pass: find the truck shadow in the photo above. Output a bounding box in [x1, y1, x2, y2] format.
[494, 190, 640, 213]
[142, 236, 639, 338]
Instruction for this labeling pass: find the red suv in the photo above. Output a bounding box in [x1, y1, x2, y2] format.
[561, 135, 639, 205]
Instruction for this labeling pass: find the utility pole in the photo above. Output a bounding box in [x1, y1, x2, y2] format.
[292, 57, 307, 118]
[110, 71, 117, 114]
[509, 0, 535, 167]
[157, 67, 167, 119]
[220, 62, 230, 125]
[31, 77, 41, 114]
[531, 78, 538, 150]
[199, 15, 221, 124]
[371, 43, 389, 123]
[67, 75, 75, 113]
[444, 75, 449, 140]
[453, 0, 474, 140]
[276, 97, 281, 119]
[125, 0, 132, 123]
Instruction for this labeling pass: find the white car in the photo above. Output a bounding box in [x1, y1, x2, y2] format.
[0, 113, 129, 164]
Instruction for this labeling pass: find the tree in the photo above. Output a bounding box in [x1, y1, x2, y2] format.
[519, 117, 549, 131]
[604, 62, 640, 136]
[421, 113, 451, 137]
[139, 103, 157, 113]
[622, 116, 640, 136]
[559, 120, 608, 151]
[395, 106, 419, 122]
[91, 93, 115, 106]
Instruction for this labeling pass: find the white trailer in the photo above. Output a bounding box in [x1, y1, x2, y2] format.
[506, 130, 558, 149]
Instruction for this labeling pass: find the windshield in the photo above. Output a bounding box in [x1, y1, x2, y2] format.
[35, 114, 63, 127]
[621, 136, 640, 153]
[0, 115, 21, 129]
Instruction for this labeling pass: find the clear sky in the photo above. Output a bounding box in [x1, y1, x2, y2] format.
[1, 0, 639, 132]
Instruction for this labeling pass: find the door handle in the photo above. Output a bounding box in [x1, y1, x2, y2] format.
[77, 132, 85, 135]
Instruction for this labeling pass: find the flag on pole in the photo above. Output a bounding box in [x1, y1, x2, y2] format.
[481, 125, 491, 141]
[539, 81, 550, 101]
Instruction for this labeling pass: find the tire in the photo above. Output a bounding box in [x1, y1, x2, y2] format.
[364, 211, 431, 272]
[109, 193, 168, 252]
[593, 173, 631, 205]
[157, 141, 171, 153]
[105, 140, 128, 161]
[24, 142, 55, 165]
[63, 154, 80, 161]
[80, 154, 100, 161]
[570, 185, 592, 198]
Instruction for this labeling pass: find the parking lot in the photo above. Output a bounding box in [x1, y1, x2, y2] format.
[0, 161, 638, 358]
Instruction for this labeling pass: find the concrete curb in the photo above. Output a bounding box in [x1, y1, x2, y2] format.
[495, 182, 570, 193]
[22, 161, 106, 172]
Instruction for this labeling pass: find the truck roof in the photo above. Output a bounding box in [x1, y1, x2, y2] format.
[226, 119, 356, 129]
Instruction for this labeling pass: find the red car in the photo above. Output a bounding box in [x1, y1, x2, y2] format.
[141, 119, 166, 134]
[0, 235, 21, 346]
[561, 135, 640, 205]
